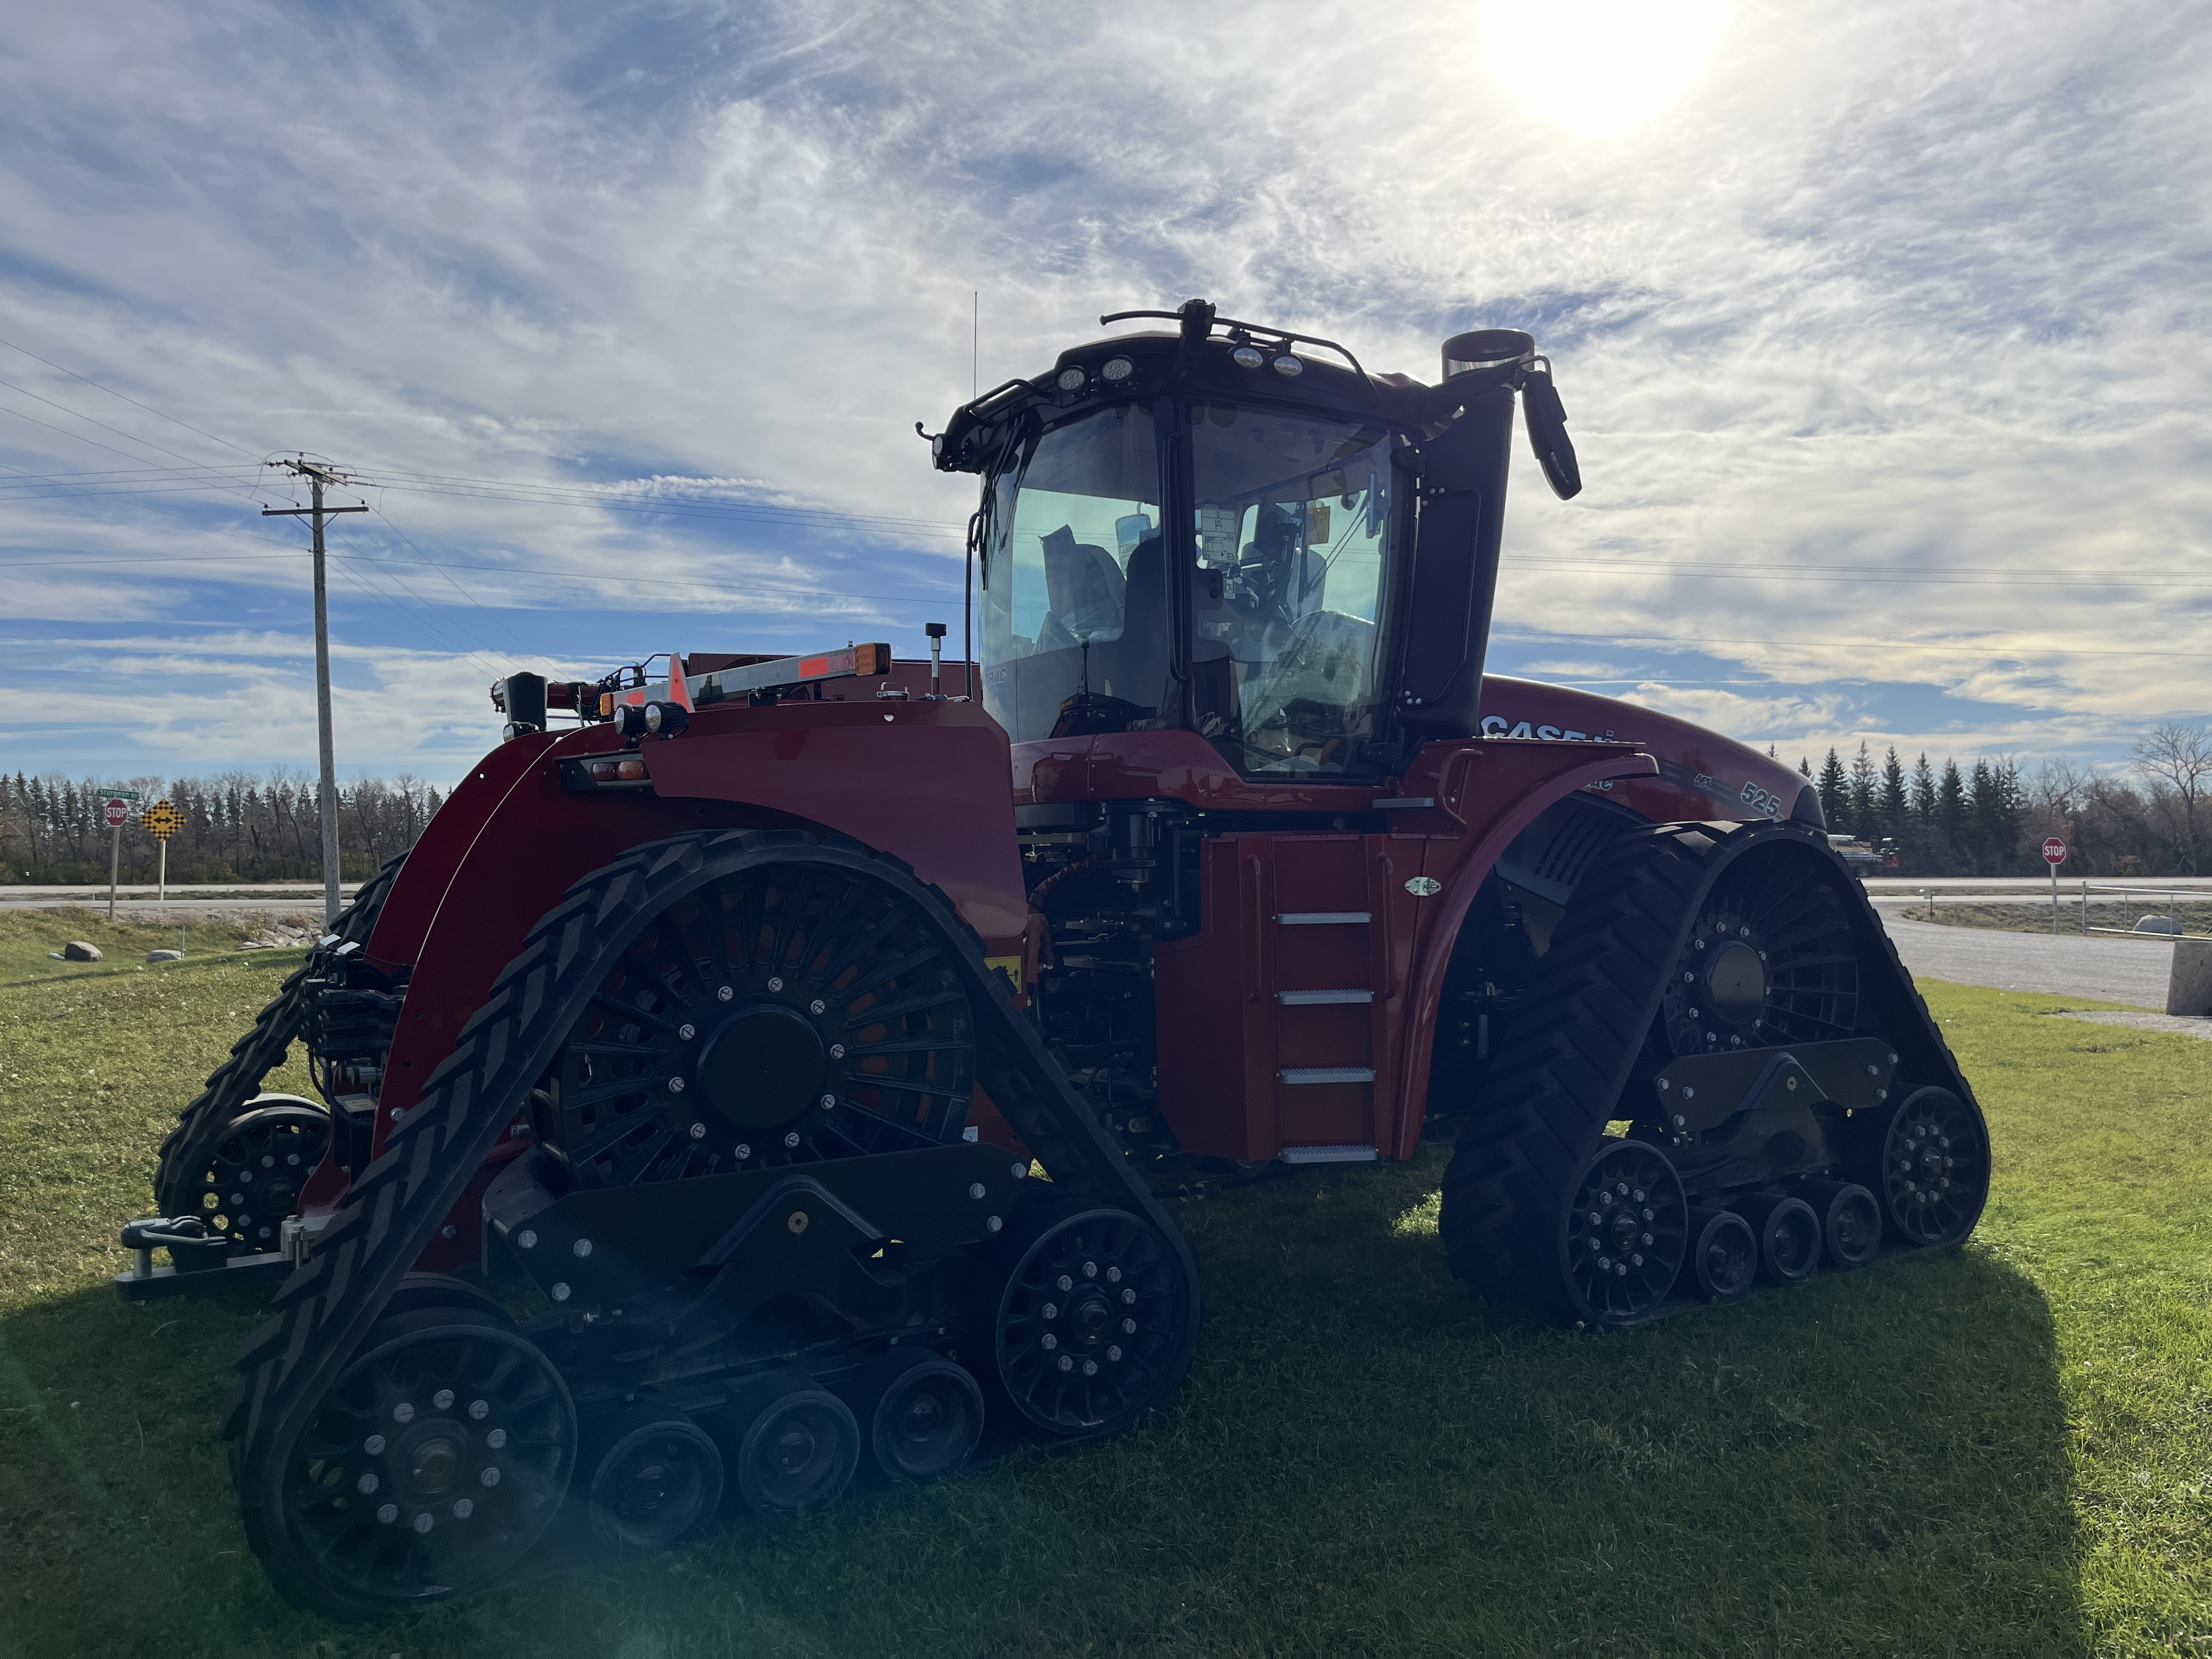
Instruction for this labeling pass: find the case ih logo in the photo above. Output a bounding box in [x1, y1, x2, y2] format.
[1479, 714, 1611, 742]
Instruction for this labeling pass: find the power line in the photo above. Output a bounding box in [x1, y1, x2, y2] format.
[0, 334, 267, 461]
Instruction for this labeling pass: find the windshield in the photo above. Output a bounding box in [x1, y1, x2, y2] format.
[1187, 403, 1398, 776]
[981, 403, 1168, 742]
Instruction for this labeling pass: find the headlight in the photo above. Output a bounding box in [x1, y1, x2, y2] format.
[1056, 367, 1087, 392]
[1230, 345, 1265, 370]
[1271, 353, 1305, 377]
[1101, 357, 1134, 382]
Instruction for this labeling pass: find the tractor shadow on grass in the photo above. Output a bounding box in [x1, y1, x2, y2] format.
[0, 1175, 2086, 1658]
[1169, 1155, 2085, 1655]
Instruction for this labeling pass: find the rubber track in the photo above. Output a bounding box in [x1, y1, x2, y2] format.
[1437, 820, 1984, 1325]
[153, 854, 406, 1218]
[224, 830, 1193, 1615]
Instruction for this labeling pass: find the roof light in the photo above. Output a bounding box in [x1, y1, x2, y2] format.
[1271, 353, 1305, 377]
[1101, 356, 1133, 382]
[1230, 345, 1265, 370]
[1056, 368, 1087, 392]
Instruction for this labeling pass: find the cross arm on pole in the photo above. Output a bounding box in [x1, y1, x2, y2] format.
[262, 505, 369, 516]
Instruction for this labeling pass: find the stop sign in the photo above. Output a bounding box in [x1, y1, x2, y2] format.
[103, 798, 129, 828]
[2042, 837, 2067, 866]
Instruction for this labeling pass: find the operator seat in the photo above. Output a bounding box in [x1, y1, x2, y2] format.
[1039, 526, 1125, 650]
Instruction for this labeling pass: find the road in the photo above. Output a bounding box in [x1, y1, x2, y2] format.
[1880, 915, 2176, 1008]
[0, 883, 358, 918]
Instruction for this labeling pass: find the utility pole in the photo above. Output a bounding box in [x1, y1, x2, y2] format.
[263, 459, 367, 926]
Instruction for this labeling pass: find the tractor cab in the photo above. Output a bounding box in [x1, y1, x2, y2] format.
[934, 299, 1581, 782]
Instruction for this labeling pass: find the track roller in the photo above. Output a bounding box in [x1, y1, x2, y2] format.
[1733, 1193, 1820, 1286]
[725, 1373, 860, 1513]
[586, 1414, 724, 1550]
[1685, 1206, 1757, 1302]
[1801, 1179, 1883, 1271]
[848, 1353, 985, 1482]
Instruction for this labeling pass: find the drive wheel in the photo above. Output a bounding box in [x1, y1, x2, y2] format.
[187, 1101, 329, 1257]
[1877, 1087, 1988, 1246]
[980, 1203, 1198, 1436]
[543, 859, 974, 1186]
[1657, 843, 1858, 1058]
[1560, 1139, 1688, 1325]
[241, 1306, 575, 1620]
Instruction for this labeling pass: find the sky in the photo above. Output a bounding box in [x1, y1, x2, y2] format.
[1, 0, 2207, 788]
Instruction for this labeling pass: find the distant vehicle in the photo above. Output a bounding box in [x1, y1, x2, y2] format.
[1826, 834, 1897, 876]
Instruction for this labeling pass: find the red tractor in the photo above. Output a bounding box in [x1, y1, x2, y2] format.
[131, 299, 1988, 1620]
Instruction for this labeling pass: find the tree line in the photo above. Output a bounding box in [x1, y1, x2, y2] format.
[1793, 723, 2210, 878]
[0, 769, 443, 884]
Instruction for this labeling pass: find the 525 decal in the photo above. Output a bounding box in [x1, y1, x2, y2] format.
[1740, 781, 1785, 820]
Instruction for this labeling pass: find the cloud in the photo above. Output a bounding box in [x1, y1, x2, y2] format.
[0, 0, 2205, 783]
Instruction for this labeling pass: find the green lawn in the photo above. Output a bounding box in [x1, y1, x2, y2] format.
[2, 919, 2208, 1656]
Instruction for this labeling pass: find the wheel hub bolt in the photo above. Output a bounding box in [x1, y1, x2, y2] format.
[414, 1513, 434, 1534]
[1043, 1303, 1059, 1319]
[433, 1389, 455, 1409]
[690, 1122, 707, 1139]
[1083, 1262, 1098, 1278]
[784, 1132, 800, 1148]
[364, 1434, 387, 1454]
[376, 1503, 398, 1525]
[486, 1428, 507, 1449]
[1107, 1345, 1123, 1361]
[1058, 1355, 1074, 1372]
[1106, 1266, 1121, 1282]
[1121, 1288, 1136, 1304]
[358, 1471, 380, 1494]
[1122, 1317, 1137, 1334]
[717, 985, 733, 1002]
[468, 1401, 488, 1421]
[1631, 1254, 1644, 1267]
[768, 977, 785, 992]
[453, 1498, 475, 1519]
[820, 1094, 836, 1110]
[969, 1183, 986, 1199]
[1082, 1359, 1098, 1376]
[830, 1043, 846, 1059]
[810, 999, 826, 1015]
[679, 1023, 695, 1041]
[480, 1467, 501, 1487]
[668, 1076, 687, 1094]
[1058, 1275, 1074, 1291]
[1615, 1262, 1628, 1276]
[393, 1403, 415, 1424]
[736, 1143, 751, 1160]
[1041, 1334, 1058, 1350]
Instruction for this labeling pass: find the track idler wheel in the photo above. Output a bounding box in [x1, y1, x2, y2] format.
[979, 1201, 1198, 1436]
[1685, 1206, 1757, 1302]
[726, 1374, 860, 1513]
[241, 1306, 576, 1620]
[1560, 1139, 1689, 1324]
[1734, 1193, 1821, 1286]
[586, 1415, 724, 1550]
[187, 1099, 330, 1260]
[1801, 1179, 1883, 1270]
[848, 1353, 985, 1482]
[1874, 1087, 1988, 1248]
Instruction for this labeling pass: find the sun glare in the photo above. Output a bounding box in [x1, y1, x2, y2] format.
[1480, 0, 1733, 138]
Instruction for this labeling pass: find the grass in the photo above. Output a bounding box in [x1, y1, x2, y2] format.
[1903, 899, 2212, 938]
[0, 906, 309, 987]
[2, 914, 2210, 1656]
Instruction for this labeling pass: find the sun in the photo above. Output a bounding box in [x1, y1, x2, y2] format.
[1480, 0, 1733, 138]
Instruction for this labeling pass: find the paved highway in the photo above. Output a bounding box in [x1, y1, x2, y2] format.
[1881, 916, 2175, 1008]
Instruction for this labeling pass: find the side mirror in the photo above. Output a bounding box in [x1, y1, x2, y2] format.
[1521, 366, 1581, 500]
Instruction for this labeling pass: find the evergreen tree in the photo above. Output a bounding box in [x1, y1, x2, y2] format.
[1798, 756, 1812, 778]
[1816, 748, 1848, 830]
[1937, 759, 1968, 873]
[1967, 759, 1996, 872]
[1880, 747, 1908, 833]
[1848, 741, 1877, 838]
[1910, 753, 1936, 823]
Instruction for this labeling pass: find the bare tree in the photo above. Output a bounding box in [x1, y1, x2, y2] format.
[2133, 723, 2212, 874]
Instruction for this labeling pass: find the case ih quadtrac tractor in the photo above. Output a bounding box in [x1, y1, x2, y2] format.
[127, 299, 1988, 1619]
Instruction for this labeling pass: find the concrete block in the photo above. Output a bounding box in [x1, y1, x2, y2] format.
[61, 940, 102, 962]
[2170, 939, 2212, 1018]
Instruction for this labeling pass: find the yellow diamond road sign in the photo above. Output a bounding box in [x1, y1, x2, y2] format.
[143, 800, 184, 840]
